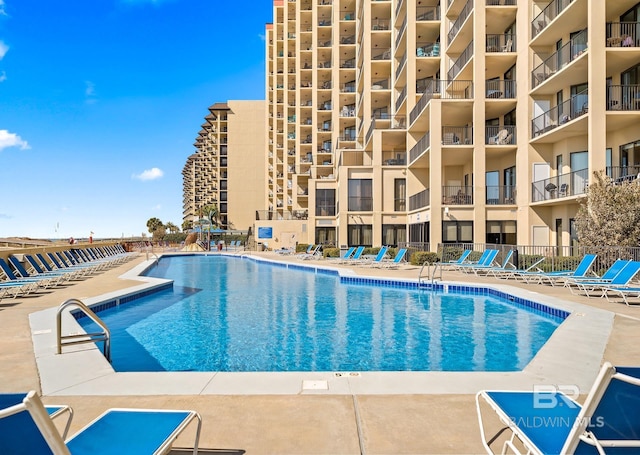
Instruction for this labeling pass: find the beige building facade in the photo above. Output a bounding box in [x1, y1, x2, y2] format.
[254, 0, 640, 252]
[183, 101, 266, 233]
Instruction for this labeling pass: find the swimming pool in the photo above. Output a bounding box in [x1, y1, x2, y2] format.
[78, 255, 564, 373]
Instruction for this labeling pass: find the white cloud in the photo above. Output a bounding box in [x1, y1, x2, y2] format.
[0, 41, 9, 60]
[0, 129, 29, 152]
[0, 71, 6, 82]
[133, 167, 164, 181]
[152, 204, 162, 210]
[0, 0, 6, 16]
[85, 80, 96, 97]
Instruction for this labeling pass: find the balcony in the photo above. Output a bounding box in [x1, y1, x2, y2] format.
[417, 42, 440, 57]
[447, 40, 474, 80]
[486, 186, 517, 205]
[442, 126, 473, 145]
[606, 22, 640, 47]
[486, 79, 516, 99]
[372, 48, 392, 60]
[531, 89, 588, 138]
[531, 168, 588, 203]
[411, 79, 473, 124]
[531, 0, 573, 40]
[606, 85, 640, 111]
[485, 125, 516, 145]
[486, 34, 514, 53]
[607, 165, 640, 183]
[442, 186, 473, 205]
[532, 29, 587, 89]
[417, 5, 440, 21]
[447, 0, 473, 43]
[409, 188, 430, 211]
[409, 131, 430, 163]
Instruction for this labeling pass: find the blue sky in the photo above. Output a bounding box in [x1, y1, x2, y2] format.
[0, 0, 271, 239]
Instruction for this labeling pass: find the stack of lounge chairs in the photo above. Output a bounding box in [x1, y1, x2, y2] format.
[0, 245, 136, 301]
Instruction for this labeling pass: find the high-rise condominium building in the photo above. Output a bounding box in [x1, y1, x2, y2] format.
[183, 101, 265, 232]
[255, 0, 640, 251]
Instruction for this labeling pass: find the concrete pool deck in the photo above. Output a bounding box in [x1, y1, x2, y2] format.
[2, 250, 640, 453]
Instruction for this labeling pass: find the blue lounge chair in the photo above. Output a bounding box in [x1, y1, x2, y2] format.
[444, 249, 472, 267]
[475, 250, 514, 277]
[0, 258, 53, 291]
[372, 248, 407, 269]
[564, 259, 630, 293]
[301, 244, 322, 260]
[476, 362, 640, 454]
[361, 246, 389, 266]
[343, 245, 366, 264]
[456, 250, 499, 272]
[574, 260, 640, 297]
[517, 254, 597, 286]
[328, 246, 356, 264]
[9, 255, 71, 286]
[0, 390, 202, 455]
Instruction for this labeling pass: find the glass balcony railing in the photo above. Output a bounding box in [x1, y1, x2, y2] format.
[532, 29, 587, 88]
[531, 168, 588, 202]
[531, 89, 588, 138]
[486, 186, 517, 205]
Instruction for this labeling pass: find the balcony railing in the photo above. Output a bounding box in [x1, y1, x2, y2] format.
[486, 186, 517, 205]
[372, 48, 392, 60]
[417, 5, 440, 21]
[396, 86, 407, 111]
[532, 0, 574, 39]
[372, 19, 390, 30]
[606, 85, 640, 111]
[486, 79, 516, 99]
[417, 42, 440, 57]
[447, 40, 474, 80]
[447, 0, 473, 43]
[531, 89, 588, 138]
[606, 22, 640, 47]
[443, 186, 473, 205]
[409, 132, 431, 163]
[531, 168, 588, 202]
[607, 165, 640, 183]
[532, 29, 587, 88]
[411, 80, 473, 124]
[486, 34, 514, 53]
[409, 188, 430, 211]
[485, 125, 516, 145]
[442, 126, 473, 145]
[486, 0, 516, 4]
[256, 210, 309, 221]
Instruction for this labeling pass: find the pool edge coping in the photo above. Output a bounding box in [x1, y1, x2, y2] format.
[29, 252, 615, 397]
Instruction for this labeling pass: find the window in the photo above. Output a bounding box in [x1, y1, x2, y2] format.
[555, 219, 563, 248]
[486, 171, 499, 204]
[315, 189, 336, 216]
[348, 224, 373, 246]
[315, 227, 336, 246]
[486, 221, 516, 245]
[220, 192, 227, 202]
[556, 154, 563, 174]
[571, 82, 588, 116]
[394, 179, 406, 211]
[569, 218, 578, 253]
[442, 221, 473, 243]
[504, 166, 516, 203]
[348, 179, 373, 211]
[382, 224, 406, 247]
[409, 222, 429, 244]
[220, 203, 227, 213]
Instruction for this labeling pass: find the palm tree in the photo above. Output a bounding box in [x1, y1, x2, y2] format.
[165, 222, 179, 234]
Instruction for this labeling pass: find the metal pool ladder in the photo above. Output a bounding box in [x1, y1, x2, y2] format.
[56, 298, 111, 363]
[418, 261, 443, 286]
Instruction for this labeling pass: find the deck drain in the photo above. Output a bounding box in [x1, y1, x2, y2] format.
[302, 380, 328, 390]
[334, 372, 361, 378]
[32, 329, 52, 335]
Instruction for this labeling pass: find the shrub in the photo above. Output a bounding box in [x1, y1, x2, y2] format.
[411, 251, 439, 266]
[324, 247, 340, 258]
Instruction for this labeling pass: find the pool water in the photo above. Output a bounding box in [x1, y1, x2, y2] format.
[78, 255, 563, 372]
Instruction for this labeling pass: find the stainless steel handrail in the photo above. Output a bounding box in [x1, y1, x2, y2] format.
[56, 298, 111, 363]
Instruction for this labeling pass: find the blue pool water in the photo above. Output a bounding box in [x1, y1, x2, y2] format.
[78, 255, 564, 372]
